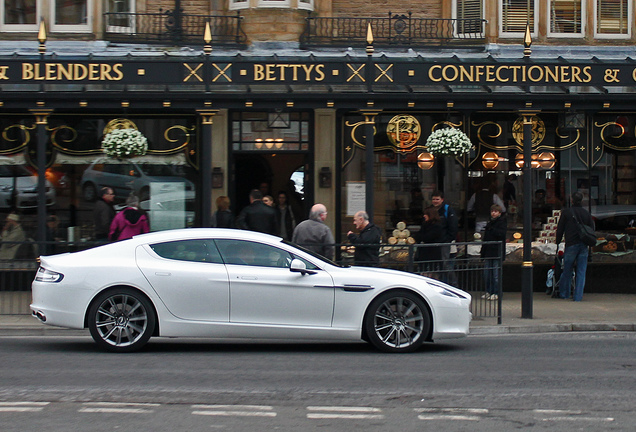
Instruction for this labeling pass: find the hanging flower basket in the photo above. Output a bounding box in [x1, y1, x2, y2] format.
[101, 128, 148, 159]
[425, 128, 472, 157]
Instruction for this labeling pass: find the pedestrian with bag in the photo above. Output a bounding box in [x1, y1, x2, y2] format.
[555, 192, 595, 301]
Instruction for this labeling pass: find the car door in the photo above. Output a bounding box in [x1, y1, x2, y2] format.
[136, 239, 230, 322]
[215, 239, 335, 327]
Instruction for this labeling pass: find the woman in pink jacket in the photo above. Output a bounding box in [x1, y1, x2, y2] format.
[109, 194, 149, 241]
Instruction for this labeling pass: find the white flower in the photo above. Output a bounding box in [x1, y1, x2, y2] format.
[101, 128, 148, 159]
[425, 128, 472, 156]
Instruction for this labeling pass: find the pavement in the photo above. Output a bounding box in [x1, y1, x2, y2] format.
[0, 292, 635, 337]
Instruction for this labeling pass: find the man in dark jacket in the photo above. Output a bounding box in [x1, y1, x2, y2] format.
[236, 189, 278, 235]
[555, 192, 594, 301]
[93, 187, 115, 243]
[431, 190, 459, 285]
[481, 204, 507, 300]
[347, 211, 382, 266]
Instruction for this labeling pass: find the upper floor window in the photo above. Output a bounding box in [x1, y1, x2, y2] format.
[500, 0, 539, 37]
[51, 0, 91, 32]
[549, 0, 585, 37]
[1, 0, 39, 31]
[595, 0, 631, 38]
[454, 0, 484, 36]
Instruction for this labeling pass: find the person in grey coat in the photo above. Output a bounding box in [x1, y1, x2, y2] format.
[292, 203, 335, 260]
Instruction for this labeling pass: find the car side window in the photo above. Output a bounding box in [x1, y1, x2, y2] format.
[215, 239, 293, 268]
[150, 239, 223, 264]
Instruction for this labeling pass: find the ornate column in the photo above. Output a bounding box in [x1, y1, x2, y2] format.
[197, 110, 219, 228]
[520, 110, 538, 319]
[29, 109, 53, 254]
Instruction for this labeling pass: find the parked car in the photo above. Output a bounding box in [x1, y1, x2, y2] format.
[31, 228, 472, 353]
[591, 205, 636, 233]
[80, 159, 194, 202]
[0, 164, 56, 209]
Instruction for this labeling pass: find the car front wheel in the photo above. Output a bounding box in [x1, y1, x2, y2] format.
[364, 290, 430, 353]
[88, 288, 155, 353]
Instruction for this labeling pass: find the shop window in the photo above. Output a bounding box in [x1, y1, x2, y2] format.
[548, 0, 585, 37]
[499, 0, 538, 37]
[454, 0, 483, 36]
[595, 0, 631, 38]
[51, 0, 91, 32]
[1, 0, 40, 31]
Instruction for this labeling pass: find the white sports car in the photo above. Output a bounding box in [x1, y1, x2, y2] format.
[31, 229, 471, 353]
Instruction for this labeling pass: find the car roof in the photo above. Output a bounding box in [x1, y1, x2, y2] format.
[130, 228, 283, 245]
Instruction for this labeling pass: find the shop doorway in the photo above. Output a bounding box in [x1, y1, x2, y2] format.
[232, 153, 310, 223]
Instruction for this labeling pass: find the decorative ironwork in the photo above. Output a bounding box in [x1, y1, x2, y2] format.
[301, 12, 486, 48]
[104, 11, 247, 46]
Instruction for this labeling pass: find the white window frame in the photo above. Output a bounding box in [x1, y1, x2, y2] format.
[453, 0, 484, 38]
[594, 0, 632, 39]
[229, 0, 249, 10]
[547, 0, 586, 38]
[0, 0, 41, 32]
[297, 0, 314, 11]
[50, 0, 92, 33]
[499, 0, 539, 38]
[257, 0, 291, 8]
[105, 0, 136, 33]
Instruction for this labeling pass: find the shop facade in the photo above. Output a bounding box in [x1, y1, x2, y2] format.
[2, 45, 636, 294]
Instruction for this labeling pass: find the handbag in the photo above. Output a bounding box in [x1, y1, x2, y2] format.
[572, 211, 596, 247]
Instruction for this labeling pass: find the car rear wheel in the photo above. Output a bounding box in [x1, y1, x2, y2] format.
[364, 290, 430, 353]
[88, 288, 155, 353]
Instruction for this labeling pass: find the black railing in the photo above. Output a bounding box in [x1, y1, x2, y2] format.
[103, 11, 247, 46]
[301, 13, 487, 48]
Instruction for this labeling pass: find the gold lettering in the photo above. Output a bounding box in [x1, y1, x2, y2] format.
[442, 65, 458, 82]
[290, 64, 301, 81]
[254, 64, 265, 81]
[46, 63, 57, 80]
[496, 66, 509, 82]
[265, 64, 276, 81]
[582, 66, 592, 83]
[315, 64, 325, 81]
[545, 66, 559, 83]
[34, 64, 45, 80]
[302, 64, 315, 81]
[22, 63, 34, 80]
[88, 64, 99, 80]
[111, 64, 124, 80]
[74, 64, 88, 80]
[559, 66, 570, 82]
[509, 66, 521, 82]
[0, 66, 8, 80]
[459, 65, 473, 82]
[528, 66, 543, 82]
[277, 64, 287, 80]
[58, 64, 72, 80]
[429, 65, 442, 82]
[486, 65, 496, 82]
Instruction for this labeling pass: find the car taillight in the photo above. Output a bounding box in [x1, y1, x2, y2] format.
[35, 267, 64, 283]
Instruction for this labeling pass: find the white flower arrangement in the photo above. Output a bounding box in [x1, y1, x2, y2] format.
[101, 128, 148, 159]
[425, 127, 472, 156]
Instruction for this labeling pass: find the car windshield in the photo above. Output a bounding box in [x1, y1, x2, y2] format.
[282, 239, 345, 267]
[0, 165, 33, 177]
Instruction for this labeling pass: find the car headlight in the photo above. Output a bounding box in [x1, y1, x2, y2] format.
[432, 286, 460, 298]
[35, 267, 64, 283]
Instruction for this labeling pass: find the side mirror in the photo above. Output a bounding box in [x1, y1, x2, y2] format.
[290, 258, 316, 275]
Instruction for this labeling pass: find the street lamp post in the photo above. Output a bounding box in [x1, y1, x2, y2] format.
[521, 111, 538, 319]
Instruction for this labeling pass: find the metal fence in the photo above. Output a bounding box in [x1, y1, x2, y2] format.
[1, 240, 502, 322]
[103, 11, 247, 46]
[301, 13, 487, 48]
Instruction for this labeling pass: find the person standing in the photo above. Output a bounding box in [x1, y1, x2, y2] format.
[211, 196, 234, 228]
[236, 189, 278, 235]
[480, 204, 507, 301]
[347, 211, 382, 266]
[414, 206, 444, 276]
[555, 192, 594, 302]
[292, 203, 334, 260]
[109, 194, 150, 241]
[275, 191, 296, 241]
[467, 181, 505, 234]
[431, 190, 459, 285]
[0, 213, 26, 260]
[93, 187, 116, 243]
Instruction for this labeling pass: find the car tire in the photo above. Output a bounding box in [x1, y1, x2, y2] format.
[82, 182, 97, 202]
[364, 290, 430, 353]
[88, 288, 156, 353]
